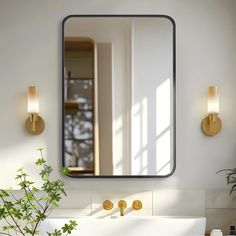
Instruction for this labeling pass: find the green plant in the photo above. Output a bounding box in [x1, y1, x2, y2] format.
[0, 148, 77, 236]
[217, 168, 236, 194]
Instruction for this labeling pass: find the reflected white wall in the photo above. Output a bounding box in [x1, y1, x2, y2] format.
[131, 18, 173, 175]
[156, 79, 172, 175]
[131, 98, 148, 175]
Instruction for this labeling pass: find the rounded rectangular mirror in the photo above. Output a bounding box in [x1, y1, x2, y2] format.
[62, 15, 176, 177]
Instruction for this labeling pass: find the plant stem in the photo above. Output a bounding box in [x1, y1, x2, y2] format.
[32, 204, 49, 236]
[27, 187, 44, 210]
[19, 174, 42, 218]
[0, 195, 25, 236]
[3, 217, 21, 235]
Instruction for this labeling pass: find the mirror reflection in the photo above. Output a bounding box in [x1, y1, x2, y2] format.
[62, 16, 176, 177]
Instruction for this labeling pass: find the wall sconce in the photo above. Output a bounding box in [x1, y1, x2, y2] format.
[201, 86, 222, 136]
[25, 86, 45, 135]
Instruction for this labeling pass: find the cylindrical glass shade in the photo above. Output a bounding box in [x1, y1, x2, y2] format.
[207, 86, 219, 114]
[28, 86, 39, 114]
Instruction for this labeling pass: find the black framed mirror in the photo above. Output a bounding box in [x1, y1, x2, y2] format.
[62, 15, 176, 178]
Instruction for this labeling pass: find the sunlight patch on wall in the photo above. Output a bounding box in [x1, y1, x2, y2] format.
[156, 79, 171, 175]
[113, 115, 124, 175]
[156, 130, 171, 175]
[131, 97, 148, 175]
[156, 78, 170, 137]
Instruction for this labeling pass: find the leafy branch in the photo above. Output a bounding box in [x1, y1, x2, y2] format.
[217, 168, 236, 194]
[0, 148, 77, 235]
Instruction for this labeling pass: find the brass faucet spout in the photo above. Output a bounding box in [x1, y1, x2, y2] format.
[118, 200, 127, 216]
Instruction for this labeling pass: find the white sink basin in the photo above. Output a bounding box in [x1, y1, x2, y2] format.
[40, 216, 206, 236]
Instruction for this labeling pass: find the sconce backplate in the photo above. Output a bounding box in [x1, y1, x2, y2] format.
[201, 116, 222, 136]
[25, 116, 45, 135]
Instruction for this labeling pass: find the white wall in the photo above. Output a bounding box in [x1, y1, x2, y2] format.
[132, 18, 173, 175]
[0, 0, 236, 191]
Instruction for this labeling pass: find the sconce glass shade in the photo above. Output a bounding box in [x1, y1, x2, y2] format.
[25, 86, 45, 135]
[27, 86, 39, 114]
[201, 86, 222, 136]
[207, 86, 219, 114]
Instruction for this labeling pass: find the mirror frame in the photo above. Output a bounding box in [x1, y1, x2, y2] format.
[62, 14, 176, 178]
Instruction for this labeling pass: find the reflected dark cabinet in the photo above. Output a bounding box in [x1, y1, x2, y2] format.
[63, 37, 99, 176]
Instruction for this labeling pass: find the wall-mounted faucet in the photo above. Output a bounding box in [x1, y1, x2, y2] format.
[103, 199, 142, 216]
[118, 200, 127, 216]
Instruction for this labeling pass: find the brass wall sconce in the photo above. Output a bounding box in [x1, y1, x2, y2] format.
[201, 86, 222, 136]
[25, 86, 45, 135]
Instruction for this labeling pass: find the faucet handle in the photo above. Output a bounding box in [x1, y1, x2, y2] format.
[132, 200, 142, 210]
[118, 200, 127, 209]
[103, 200, 113, 210]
